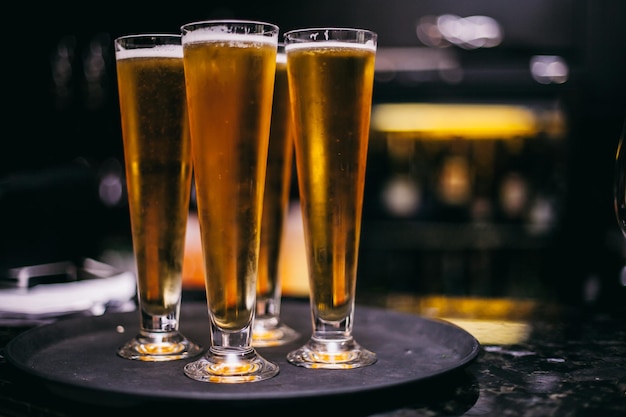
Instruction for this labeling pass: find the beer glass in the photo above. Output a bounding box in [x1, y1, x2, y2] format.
[615, 118, 626, 237]
[253, 44, 300, 347]
[181, 20, 280, 383]
[114, 34, 202, 361]
[284, 28, 378, 369]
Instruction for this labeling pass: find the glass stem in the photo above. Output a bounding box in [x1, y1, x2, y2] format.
[210, 322, 253, 350]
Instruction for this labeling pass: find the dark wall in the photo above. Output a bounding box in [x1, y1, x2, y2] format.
[7, 0, 624, 169]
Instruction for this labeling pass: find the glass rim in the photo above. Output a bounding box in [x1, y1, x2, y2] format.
[114, 34, 182, 55]
[114, 33, 181, 43]
[283, 27, 377, 39]
[180, 19, 279, 35]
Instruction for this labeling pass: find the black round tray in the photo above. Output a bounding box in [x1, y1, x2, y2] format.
[5, 300, 479, 410]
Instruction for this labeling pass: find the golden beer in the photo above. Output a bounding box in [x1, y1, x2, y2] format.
[116, 47, 191, 318]
[257, 54, 293, 312]
[287, 43, 376, 322]
[181, 20, 279, 384]
[183, 35, 276, 331]
[115, 34, 201, 362]
[253, 48, 300, 346]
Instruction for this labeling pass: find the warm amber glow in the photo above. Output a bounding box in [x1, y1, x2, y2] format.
[382, 294, 557, 345]
[371, 103, 560, 139]
[411, 294, 538, 320]
[442, 318, 531, 345]
[182, 213, 204, 289]
[278, 202, 310, 297]
[183, 205, 311, 297]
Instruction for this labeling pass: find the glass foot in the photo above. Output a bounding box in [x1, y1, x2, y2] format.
[184, 347, 279, 383]
[117, 331, 203, 362]
[252, 319, 300, 347]
[286, 336, 377, 369]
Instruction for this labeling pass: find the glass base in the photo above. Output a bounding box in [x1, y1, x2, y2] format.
[184, 347, 279, 383]
[286, 336, 377, 369]
[117, 331, 203, 362]
[252, 319, 300, 347]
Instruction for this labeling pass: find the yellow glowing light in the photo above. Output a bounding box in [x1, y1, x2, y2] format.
[383, 294, 557, 345]
[371, 103, 541, 139]
[442, 317, 531, 345]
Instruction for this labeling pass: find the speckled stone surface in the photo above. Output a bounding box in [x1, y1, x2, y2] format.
[390, 314, 626, 417]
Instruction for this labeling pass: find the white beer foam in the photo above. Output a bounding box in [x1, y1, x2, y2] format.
[182, 29, 277, 47]
[285, 40, 376, 52]
[116, 44, 183, 60]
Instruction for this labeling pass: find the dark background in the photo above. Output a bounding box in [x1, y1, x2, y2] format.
[2, 0, 625, 311]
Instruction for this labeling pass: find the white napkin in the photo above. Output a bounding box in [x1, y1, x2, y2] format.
[0, 268, 136, 319]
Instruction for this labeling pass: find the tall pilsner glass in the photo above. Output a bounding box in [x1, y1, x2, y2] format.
[614, 118, 626, 238]
[181, 20, 280, 383]
[114, 34, 202, 361]
[284, 28, 378, 369]
[253, 44, 300, 347]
